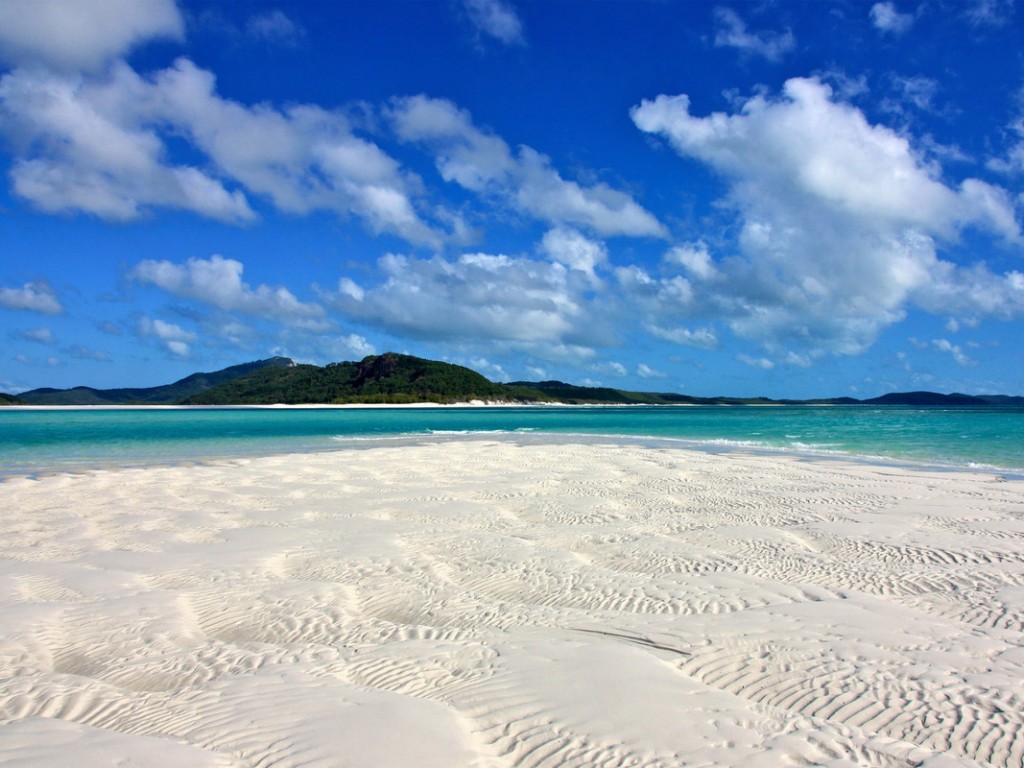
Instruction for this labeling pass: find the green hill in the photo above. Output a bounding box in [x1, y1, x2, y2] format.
[17, 357, 294, 405]
[9, 353, 1024, 406]
[185, 353, 537, 405]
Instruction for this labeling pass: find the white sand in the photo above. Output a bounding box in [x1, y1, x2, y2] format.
[2, 440, 1023, 767]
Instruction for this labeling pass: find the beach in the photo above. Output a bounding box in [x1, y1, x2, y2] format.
[2, 439, 1023, 767]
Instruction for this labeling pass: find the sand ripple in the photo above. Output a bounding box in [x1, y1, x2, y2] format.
[2, 440, 1023, 767]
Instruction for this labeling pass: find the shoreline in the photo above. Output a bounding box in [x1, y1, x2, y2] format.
[3, 429, 1023, 484]
[2, 440, 1023, 766]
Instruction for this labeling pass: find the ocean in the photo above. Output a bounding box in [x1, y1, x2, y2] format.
[2, 405, 1023, 479]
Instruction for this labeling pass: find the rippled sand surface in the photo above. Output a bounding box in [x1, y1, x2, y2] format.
[2, 440, 1023, 767]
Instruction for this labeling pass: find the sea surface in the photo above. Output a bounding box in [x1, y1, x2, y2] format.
[2, 405, 1023, 479]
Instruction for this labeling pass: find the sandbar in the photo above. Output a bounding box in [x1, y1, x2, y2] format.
[2, 439, 1023, 767]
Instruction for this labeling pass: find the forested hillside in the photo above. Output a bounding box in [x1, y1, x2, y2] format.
[185, 353, 538, 405]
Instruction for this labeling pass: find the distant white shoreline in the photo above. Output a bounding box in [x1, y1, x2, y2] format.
[4, 401, 808, 410]
[7, 401, 528, 410]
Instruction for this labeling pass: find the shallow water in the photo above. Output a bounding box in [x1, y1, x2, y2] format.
[2, 405, 1023, 478]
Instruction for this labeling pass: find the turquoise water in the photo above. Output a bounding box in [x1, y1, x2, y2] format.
[1, 405, 1023, 477]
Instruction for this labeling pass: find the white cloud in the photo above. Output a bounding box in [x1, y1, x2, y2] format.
[0, 0, 184, 71]
[631, 77, 1023, 357]
[988, 121, 1024, 174]
[20, 326, 54, 344]
[137, 316, 196, 357]
[539, 227, 607, 285]
[988, 87, 1024, 175]
[139, 62, 451, 242]
[649, 325, 718, 349]
[131, 255, 326, 326]
[914, 263, 1024, 319]
[0, 58, 448, 244]
[13, 353, 61, 368]
[461, 356, 509, 382]
[963, 0, 1015, 27]
[784, 351, 815, 368]
[388, 95, 666, 238]
[0, 281, 63, 313]
[890, 75, 939, 113]
[632, 78, 1016, 237]
[712, 8, 795, 62]
[336, 333, 375, 358]
[637, 363, 666, 379]
[738, 354, 774, 370]
[590, 361, 627, 378]
[462, 0, 525, 46]
[338, 278, 365, 302]
[869, 2, 915, 34]
[665, 242, 718, 280]
[245, 10, 304, 46]
[932, 338, 977, 367]
[615, 265, 696, 319]
[0, 66, 256, 223]
[332, 251, 613, 358]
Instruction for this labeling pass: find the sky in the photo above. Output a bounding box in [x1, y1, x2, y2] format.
[1, 0, 1022, 399]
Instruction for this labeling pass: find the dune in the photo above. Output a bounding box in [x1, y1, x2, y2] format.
[1, 439, 1023, 767]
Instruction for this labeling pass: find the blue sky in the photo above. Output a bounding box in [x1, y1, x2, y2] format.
[1, 0, 1022, 398]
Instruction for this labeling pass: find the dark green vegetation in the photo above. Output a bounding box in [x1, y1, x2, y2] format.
[5, 353, 1023, 406]
[185, 353, 518, 405]
[15, 357, 294, 405]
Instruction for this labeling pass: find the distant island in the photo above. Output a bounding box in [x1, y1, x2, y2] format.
[4, 352, 1023, 407]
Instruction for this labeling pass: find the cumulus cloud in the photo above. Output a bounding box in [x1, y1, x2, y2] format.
[932, 338, 977, 367]
[870, 2, 915, 34]
[0, 65, 255, 223]
[615, 264, 696, 320]
[712, 8, 795, 62]
[332, 250, 612, 358]
[636, 363, 666, 379]
[338, 333, 375, 358]
[630, 77, 1023, 358]
[388, 95, 666, 238]
[0, 0, 184, 71]
[146, 62, 424, 233]
[539, 227, 607, 286]
[462, 0, 525, 46]
[0, 281, 63, 313]
[131, 255, 326, 327]
[665, 242, 718, 281]
[137, 316, 196, 357]
[914, 263, 1024, 319]
[0, 57, 447, 243]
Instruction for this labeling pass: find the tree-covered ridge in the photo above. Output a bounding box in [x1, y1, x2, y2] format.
[16, 357, 295, 405]
[5, 353, 1024, 406]
[184, 353, 534, 405]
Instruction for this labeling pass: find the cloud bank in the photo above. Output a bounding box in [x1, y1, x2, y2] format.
[631, 77, 1022, 357]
